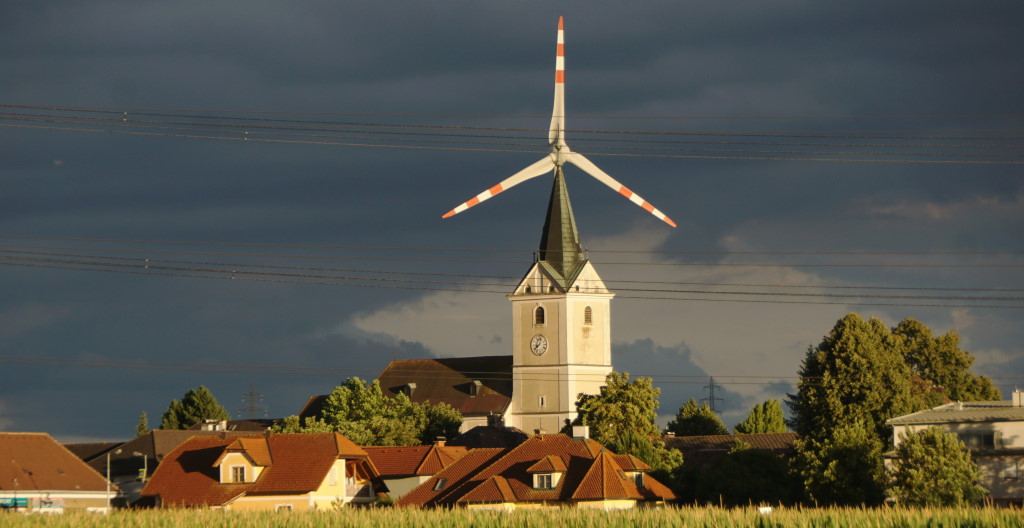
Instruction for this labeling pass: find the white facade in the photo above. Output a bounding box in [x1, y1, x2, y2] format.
[505, 260, 613, 434]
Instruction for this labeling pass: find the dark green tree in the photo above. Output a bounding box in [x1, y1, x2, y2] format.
[160, 386, 230, 430]
[679, 439, 802, 506]
[887, 427, 987, 506]
[734, 399, 787, 434]
[792, 420, 886, 506]
[572, 372, 683, 471]
[667, 398, 729, 436]
[272, 377, 462, 446]
[135, 411, 149, 437]
[893, 318, 1001, 403]
[786, 313, 925, 444]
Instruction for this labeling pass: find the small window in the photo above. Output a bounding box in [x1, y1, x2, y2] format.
[633, 472, 644, 489]
[539, 395, 546, 408]
[536, 473, 553, 490]
[584, 306, 593, 325]
[231, 466, 246, 483]
[534, 306, 545, 325]
[276, 504, 292, 512]
[433, 477, 447, 491]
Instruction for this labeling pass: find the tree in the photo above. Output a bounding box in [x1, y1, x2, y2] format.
[678, 438, 802, 506]
[786, 313, 925, 444]
[792, 420, 887, 506]
[667, 398, 728, 436]
[571, 372, 683, 472]
[272, 377, 462, 446]
[734, 399, 786, 434]
[135, 411, 149, 437]
[893, 318, 1001, 403]
[887, 427, 987, 506]
[160, 386, 230, 430]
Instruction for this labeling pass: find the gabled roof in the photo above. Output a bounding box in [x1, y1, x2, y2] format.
[397, 434, 676, 508]
[140, 433, 372, 506]
[887, 400, 1024, 425]
[0, 433, 109, 493]
[213, 438, 273, 467]
[663, 432, 798, 454]
[300, 357, 513, 422]
[527, 455, 567, 473]
[67, 429, 265, 478]
[376, 356, 513, 416]
[364, 444, 468, 478]
[663, 432, 797, 469]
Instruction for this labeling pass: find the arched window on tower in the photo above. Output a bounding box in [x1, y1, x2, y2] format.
[584, 306, 593, 325]
[534, 306, 546, 325]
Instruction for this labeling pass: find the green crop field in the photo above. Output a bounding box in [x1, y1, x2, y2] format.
[2, 506, 1023, 528]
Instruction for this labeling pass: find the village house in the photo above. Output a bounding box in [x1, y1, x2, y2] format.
[1, 432, 113, 513]
[363, 442, 468, 500]
[886, 389, 1024, 506]
[397, 429, 676, 510]
[139, 432, 382, 510]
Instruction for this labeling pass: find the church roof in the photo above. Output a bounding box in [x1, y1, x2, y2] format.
[537, 167, 587, 289]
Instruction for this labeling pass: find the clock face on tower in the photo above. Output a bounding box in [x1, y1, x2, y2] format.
[530, 334, 549, 356]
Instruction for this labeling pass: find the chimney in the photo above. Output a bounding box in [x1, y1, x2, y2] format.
[1013, 389, 1024, 408]
[954, 401, 963, 411]
[435, 437, 446, 447]
[572, 425, 589, 440]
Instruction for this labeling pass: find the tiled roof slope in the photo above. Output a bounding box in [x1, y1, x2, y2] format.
[140, 433, 371, 506]
[364, 444, 468, 478]
[1, 433, 109, 492]
[887, 400, 1024, 425]
[397, 435, 676, 507]
[299, 356, 514, 422]
[68, 429, 262, 478]
[377, 356, 513, 416]
[664, 432, 797, 454]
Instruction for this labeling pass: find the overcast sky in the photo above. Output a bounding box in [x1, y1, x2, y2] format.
[1, 1, 1022, 441]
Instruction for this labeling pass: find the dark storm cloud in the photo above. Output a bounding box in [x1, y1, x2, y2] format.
[1, 1, 1021, 440]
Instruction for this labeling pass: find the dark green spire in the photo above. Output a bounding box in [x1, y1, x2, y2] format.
[538, 166, 586, 289]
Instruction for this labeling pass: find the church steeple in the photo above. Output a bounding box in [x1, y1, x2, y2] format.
[537, 167, 586, 289]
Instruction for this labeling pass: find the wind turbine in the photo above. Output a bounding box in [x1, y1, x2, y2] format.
[442, 16, 677, 228]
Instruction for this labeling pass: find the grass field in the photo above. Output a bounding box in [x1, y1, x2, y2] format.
[3, 506, 1022, 528]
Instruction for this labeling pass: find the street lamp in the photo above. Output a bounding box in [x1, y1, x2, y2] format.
[106, 448, 122, 513]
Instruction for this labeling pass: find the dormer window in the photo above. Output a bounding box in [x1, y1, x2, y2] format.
[527, 455, 566, 490]
[231, 466, 246, 483]
[402, 383, 417, 398]
[470, 380, 482, 397]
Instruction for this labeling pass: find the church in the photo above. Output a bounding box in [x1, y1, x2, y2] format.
[301, 168, 615, 435]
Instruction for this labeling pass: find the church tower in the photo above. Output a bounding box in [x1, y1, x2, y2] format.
[505, 167, 613, 434]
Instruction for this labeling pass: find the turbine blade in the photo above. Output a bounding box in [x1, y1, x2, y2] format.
[442, 157, 554, 219]
[566, 152, 678, 228]
[548, 16, 566, 147]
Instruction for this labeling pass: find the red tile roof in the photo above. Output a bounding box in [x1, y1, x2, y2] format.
[571, 451, 642, 501]
[527, 455, 567, 473]
[376, 356, 513, 416]
[363, 444, 468, 478]
[397, 435, 676, 508]
[0, 433, 109, 493]
[141, 432, 372, 506]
